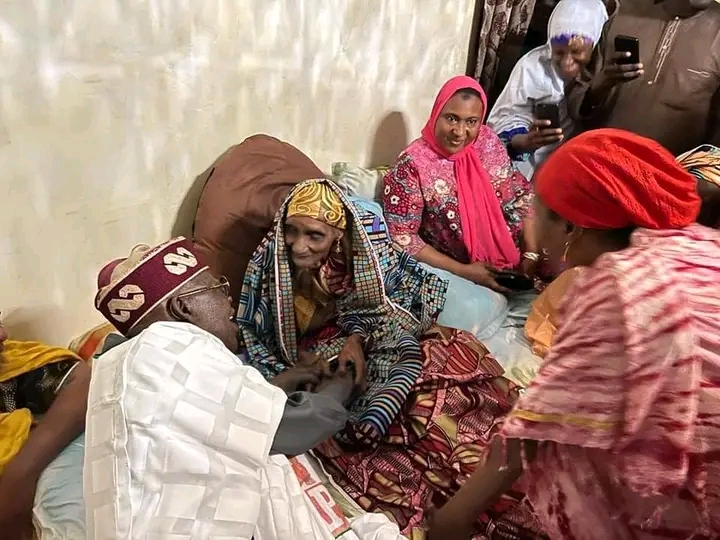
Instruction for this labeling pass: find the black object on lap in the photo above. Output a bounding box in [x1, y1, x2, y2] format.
[494, 271, 535, 291]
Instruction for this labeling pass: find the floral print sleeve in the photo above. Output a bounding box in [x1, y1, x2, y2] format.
[477, 127, 534, 245]
[382, 154, 427, 256]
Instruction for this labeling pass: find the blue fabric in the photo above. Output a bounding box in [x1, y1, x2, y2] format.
[420, 263, 509, 340]
[348, 195, 384, 218]
[498, 126, 531, 162]
[33, 434, 85, 540]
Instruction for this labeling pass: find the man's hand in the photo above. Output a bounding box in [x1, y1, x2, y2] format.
[591, 51, 644, 96]
[0, 460, 37, 540]
[337, 335, 366, 390]
[271, 365, 323, 392]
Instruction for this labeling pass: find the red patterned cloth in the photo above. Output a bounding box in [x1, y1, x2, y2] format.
[315, 326, 543, 540]
[501, 224, 720, 539]
[95, 237, 208, 335]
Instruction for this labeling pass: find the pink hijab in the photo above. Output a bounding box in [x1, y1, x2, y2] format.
[421, 76, 520, 269]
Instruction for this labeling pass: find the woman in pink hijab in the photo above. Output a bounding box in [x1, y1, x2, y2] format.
[383, 76, 538, 294]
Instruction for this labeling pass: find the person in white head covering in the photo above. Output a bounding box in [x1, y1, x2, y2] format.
[486, 0, 608, 178]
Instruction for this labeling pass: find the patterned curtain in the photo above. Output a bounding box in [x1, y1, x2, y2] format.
[473, 0, 537, 93]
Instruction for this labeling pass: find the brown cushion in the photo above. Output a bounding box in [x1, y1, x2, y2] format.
[192, 134, 323, 303]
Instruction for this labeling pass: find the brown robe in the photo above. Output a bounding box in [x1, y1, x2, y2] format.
[567, 0, 720, 155]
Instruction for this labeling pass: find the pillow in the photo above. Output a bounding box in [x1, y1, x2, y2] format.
[68, 323, 119, 361]
[419, 264, 509, 341]
[193, 135, 324, 303]
[331, 163, 390, 202]
[33, 434, 85, 540]
[347, 195, 384, 220]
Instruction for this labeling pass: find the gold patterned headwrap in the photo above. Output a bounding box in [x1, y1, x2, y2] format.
[286, 181, 347, 229]
[677, 144, 720, 188]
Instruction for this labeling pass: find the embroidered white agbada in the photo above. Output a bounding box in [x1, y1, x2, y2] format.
[486, 0, 607, 177]
[83, 322, 406, 540]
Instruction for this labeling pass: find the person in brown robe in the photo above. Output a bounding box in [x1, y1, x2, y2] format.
[566, 0, 720, 155]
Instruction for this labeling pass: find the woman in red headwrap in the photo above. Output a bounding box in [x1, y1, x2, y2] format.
[382, 76, 539, 295]
[428, 129, 720, 540]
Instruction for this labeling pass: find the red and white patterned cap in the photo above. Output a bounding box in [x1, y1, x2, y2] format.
[95, 237, 208, 335]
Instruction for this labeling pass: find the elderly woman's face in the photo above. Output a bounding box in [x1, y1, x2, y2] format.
[285, 216, 342, 270]
[551, 41, 593, 82]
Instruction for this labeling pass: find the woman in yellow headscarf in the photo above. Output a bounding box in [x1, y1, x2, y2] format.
[238, 179, 540, 539]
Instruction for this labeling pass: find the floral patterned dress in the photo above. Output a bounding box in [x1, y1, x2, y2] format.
[382, 125, 533, 265]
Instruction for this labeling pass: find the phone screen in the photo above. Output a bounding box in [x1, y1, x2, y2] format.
[534, 103, 560, 129]
[614, 35, 640, 65]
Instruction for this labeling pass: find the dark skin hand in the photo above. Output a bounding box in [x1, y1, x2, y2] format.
[511, 119, 563, 153]
[336, 334, 367, 391]
[586, 51, 644, 108]
[427, 438, 537, 540]
[0, 361, 91, 540]
[271, 363, 325, 392]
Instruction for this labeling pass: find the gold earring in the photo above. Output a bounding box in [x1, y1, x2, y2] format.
[334, 239, 342, 253]
[561, 240, 571, 264]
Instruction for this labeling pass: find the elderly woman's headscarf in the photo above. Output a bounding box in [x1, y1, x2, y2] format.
[286, 181, 347, 230]
[534, 129, 701, 230]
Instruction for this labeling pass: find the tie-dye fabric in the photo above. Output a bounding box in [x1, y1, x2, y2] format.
[501, 224, 720, 539]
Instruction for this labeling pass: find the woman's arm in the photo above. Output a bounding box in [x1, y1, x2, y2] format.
[382, 158, 480, 278]
[6, 360, 90, 478]
[0, 360, 90, 540]
[428, 437, 537, 539]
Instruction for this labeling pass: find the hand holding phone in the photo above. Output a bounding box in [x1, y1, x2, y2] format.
[598, 35, 644, 86]
[614, 35, 640, 65]
[511, 103, 564, 153]
[492, 271, 535, 292]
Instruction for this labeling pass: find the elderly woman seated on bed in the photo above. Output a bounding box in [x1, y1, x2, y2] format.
[0, 317, 90, 540]
[238, 179, 541, 539]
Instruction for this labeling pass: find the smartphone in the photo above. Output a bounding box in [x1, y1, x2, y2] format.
[614, 35, 640, 65]
[494, 271, 534, 292]
[534, 102, 561, 129]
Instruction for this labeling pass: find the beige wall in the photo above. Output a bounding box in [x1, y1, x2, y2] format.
[0, 0, 473, 345]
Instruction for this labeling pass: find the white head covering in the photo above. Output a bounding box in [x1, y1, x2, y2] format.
[486, 0, 608, 175]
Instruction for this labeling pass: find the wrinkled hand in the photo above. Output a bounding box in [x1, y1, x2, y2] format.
[271, 364, 323, 393]
[460, 263, 511, 294]
[0, 464, 37, 540]
[297, 350, 331, 375]
[512, 119, 563, 152]
[593, 51, 644, 92]
[337, 335, 367, 390]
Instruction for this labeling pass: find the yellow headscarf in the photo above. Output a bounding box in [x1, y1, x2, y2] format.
[0, 340, 81, 474]
[286, 181, 347, 229]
